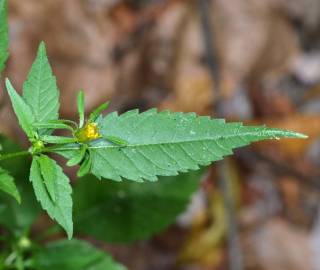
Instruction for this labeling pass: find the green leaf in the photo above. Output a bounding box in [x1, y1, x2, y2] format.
[32, 239, 126, 270]
[77, 90, 85, 128]
[89, 101, 110, 123]
[0, 167, 20, 203]
[0, 136, 40, 231]
[59, 109, 306, 182]
[66, 145, 86, 167]
[74, 170, 203, 243]
[30, 156, 73, 239]
[0, 0, 8, 73]
[5, 79, 36, 138]
[38, 155, 57, 203]
[22, 42, 59, 135]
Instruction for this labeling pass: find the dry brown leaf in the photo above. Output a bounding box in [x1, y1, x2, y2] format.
[244, 219, 313, 270]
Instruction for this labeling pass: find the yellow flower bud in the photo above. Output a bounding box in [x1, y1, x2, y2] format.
[75, 122, 101, 143]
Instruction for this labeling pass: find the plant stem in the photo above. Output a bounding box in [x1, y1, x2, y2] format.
[0, 151, 30, 161]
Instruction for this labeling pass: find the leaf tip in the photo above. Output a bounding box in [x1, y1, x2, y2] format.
[38, 41, 47, 52]
[5, 77, 11, 88]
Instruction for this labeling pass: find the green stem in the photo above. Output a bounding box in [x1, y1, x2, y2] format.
[0, 151, 30, 161]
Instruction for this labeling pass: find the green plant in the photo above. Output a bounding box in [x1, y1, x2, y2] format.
[0, 0, 307, 269]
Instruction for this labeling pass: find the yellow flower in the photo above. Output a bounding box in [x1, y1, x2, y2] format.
[75, 122, 101, 143]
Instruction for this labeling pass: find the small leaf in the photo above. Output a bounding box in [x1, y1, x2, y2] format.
[30, 156, 73, 239]
[6, 79, 36, 139]
[77, 90, 85, 128]
[67, 145, 86, 167]
[41, 135, 77, 144]
[89, 101, 110, 123]
[74, 170, 203, 243]
[22, 42, 60, 135]
[0, 0, 9, 73]
[32, 239, 126, 270]
[77, 154, 92, 178]
[38, 155, 57, 203]
[0, 167, 21, 203]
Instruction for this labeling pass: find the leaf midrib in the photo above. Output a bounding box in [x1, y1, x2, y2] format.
[52, 129, 284, 152]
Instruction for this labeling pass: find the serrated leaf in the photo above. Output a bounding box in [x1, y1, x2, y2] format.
[22, 42, 59, 135]
[32, 239, 126, 270]
[0, 136, 40, 231]
[38, 155, 57, 203]
[0, 0, 8, 73]
[74, 170, 203, 243]
[0, 167, 21, 203]
[6, 79, 35, 138]
[59, 109, 306, 182]
[30, 156, 73, 239]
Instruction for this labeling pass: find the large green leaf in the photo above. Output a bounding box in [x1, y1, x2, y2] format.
[58, 109, 306, 182]
[30, 156, 73, 239]
[23, 42, 59, 134]
[73, 170, 203, 243]
[0, 0, 8, 73]
[0, 136, 40, 231]
[32, 239, 126, 270]
[6, 79, 35, 139]
[0, 167, 20, 203]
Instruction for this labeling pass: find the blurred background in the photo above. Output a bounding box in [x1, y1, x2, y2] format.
[1, 0, 320, 269]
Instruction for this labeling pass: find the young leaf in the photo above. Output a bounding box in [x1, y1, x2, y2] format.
[38, 155, 57, 203]
[77, 90, 85, 128]
[32, 239, 126, 270]
[6, 79, 36, 138]
[30, 156, 73, 239]
[0, 167, 21, 203]
[89, 101, 110, 123]
[22, 42, 59, 134]
[66, 109, 304, 182]
[74, 170, 203, 243]
[0, 0, 8, 73]
[67, 145, 86, 167]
